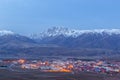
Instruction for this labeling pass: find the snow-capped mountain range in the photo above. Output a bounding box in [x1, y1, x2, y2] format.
[1, 27, 120, 38]
[1, 27, 120, 50]
[30, 27, 120, 39]
[28, 27, 120, 50]
[1, 27, 120, 58]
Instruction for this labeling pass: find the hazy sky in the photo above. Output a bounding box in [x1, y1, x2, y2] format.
[0, 0, 120, 35]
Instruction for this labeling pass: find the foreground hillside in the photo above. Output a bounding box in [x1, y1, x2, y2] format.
[0, 69, 119, 80]
[0, 47, 120, 59]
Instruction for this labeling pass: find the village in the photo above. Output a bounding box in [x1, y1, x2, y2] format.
[0, 58, 120, 75]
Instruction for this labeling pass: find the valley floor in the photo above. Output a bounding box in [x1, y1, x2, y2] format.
[0, 69, 120, 80]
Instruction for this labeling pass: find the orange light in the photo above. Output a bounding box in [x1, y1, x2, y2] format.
[44, 69, 71, 73]
[68, 64, 73, 69]
[96, 61, 103, 66]
[18, 59, 25, 64]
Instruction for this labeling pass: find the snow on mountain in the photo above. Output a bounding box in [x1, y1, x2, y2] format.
[30, 27, 120, 39]
[0, 30, 14, 36]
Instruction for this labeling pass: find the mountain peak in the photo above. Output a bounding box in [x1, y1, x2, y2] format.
[0, 30, 14, 36]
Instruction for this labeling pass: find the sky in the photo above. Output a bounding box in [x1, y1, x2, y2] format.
[0, 0, 120, 35]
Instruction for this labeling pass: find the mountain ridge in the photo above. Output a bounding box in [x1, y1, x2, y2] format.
[30, 27, 120, 39]
[0, 27, 120, 58]
[29, 27, 120, 50]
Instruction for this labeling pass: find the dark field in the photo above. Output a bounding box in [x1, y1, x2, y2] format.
[0, 69, 120, 80]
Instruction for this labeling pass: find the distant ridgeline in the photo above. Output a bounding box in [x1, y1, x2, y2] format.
[31, 27, 120, 50]
[0, 27, 120, 59]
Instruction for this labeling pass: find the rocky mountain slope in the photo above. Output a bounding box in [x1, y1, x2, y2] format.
[31, 27, 120, 50]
